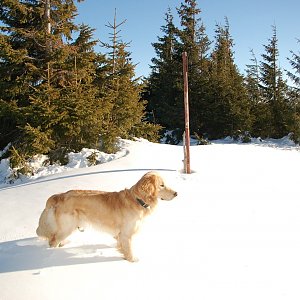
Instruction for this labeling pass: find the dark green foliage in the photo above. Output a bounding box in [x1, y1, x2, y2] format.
[99, 12, 161, 153]
[130, 121, 162, 143]
[0, 0, 106, 167]
[9, 146, 33, 176]
[176, 0, 211, 137]
[147, 1, 300, 144]
[243, 28, 300, 142]
[87, 151, 98, 166]
[258, 26, 294, 138]
[287, 41, 300, 143]
[146, 8, 183, 140]
[0, 1, 159, 172]
[205, 19, 251, 139]
[287, 43, 300, 89]
[245, 50, 267, 137]
[194, 132, 210, 145]
[147, 2, 212, 143]
[147, 4, 251, 142]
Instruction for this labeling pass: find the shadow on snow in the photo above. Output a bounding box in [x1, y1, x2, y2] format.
[0, 168, 177, 191]
[0, 237, 123, 274]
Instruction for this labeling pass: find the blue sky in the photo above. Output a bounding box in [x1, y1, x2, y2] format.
[76, 0, 300, 79]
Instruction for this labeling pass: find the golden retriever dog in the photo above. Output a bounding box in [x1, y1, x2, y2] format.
[36, 171, 177, 262]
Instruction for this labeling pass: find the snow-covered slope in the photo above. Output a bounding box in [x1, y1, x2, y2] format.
[0, 139, 300, 300]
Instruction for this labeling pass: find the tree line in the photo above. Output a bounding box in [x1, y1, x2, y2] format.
[0, 0, 300, 174]
[146, 0, 300, 144]
[0, 0, 160, 173]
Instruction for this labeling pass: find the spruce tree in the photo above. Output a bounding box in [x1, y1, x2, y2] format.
[0, 0, 45, 149]
[245, 50, 262, 104]
[100, 11, 160, 152]
[176, 0, 211, 137]
[245, 49, 269, 137]
[207, 19, 251, 139]
[147, 8, 183, 143]
[287, 41, 300, 92]
[287, 41, 300, 142]
[148, 1, 211, 143]
[0, 0, 107, 167]
[260, 26, 291, 138]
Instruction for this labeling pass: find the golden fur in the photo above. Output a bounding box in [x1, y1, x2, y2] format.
[36, 171, 177, 262]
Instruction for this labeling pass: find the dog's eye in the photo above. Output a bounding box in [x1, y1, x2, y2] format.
[160, 184, 165, 187]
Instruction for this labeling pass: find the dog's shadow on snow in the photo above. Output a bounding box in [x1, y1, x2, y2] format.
[0, 237, 123, 274]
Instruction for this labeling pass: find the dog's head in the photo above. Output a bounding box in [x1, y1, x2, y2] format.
[135, 171, 177, 201]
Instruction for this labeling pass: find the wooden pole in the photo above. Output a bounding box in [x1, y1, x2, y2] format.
[45, 0, 51, 35]
[182, 52, 191, 174]
[44, 0, 51, 95]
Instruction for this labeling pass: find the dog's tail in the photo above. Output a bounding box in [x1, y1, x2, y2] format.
[36, 194, 60, 239]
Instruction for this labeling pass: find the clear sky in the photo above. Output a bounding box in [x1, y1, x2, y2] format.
[76, 0, 300, 79]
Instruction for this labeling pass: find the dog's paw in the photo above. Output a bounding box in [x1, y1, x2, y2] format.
[125, 255, 139, 263]
[58, 240, 69, 247]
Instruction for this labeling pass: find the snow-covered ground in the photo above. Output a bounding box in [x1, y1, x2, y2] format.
[0, 138, 300, 300]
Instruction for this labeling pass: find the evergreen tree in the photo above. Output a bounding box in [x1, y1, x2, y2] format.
[287, 41, 300, 92]
[147, 1, 211, 143]
[176, 0, 211, 137]
[207, 19, 251, 139]
[0, 0, 107, 167]
[147, 8, 183, 143]
[245, 49, 269, 137]
[0, 0, 45, 149]
[260, 26, 292, 138]
[100, 11, 160, 152]
[287, 41, 300, 142]
[245, 50, 261, 104]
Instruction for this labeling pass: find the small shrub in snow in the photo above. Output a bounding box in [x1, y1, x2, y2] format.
[9, 147, 33, 177]
[87, 151, 98, 166]
[194, 133, 211, 145]
[161, 129, 182, 145]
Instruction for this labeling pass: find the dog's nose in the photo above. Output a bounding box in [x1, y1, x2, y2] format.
[174, 191, 178, 197]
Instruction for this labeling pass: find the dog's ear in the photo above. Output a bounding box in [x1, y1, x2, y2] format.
[138, 173, 158, 198]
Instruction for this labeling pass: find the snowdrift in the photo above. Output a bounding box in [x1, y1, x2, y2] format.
[0, 138, 300, 300]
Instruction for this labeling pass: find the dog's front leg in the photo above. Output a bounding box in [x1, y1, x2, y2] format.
[118, 232, 138, 262]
